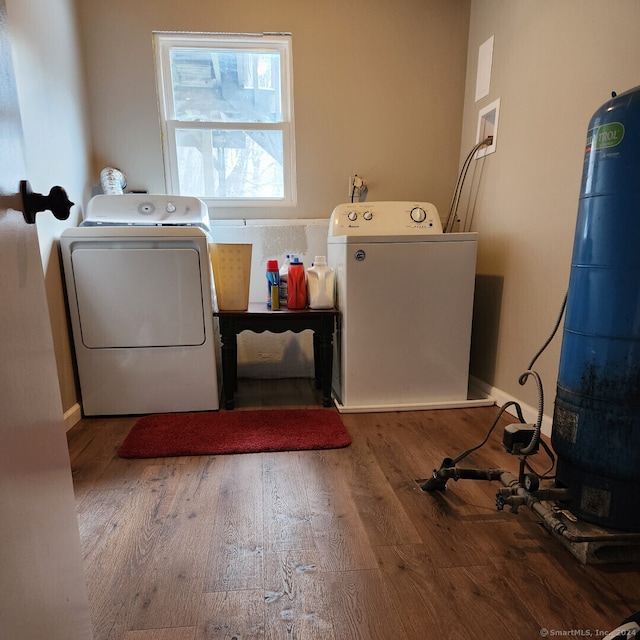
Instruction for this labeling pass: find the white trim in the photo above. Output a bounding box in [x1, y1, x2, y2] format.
[63, 403, 82, 432]
[470, 375, 553, 437]
[333, 395, 495, 414]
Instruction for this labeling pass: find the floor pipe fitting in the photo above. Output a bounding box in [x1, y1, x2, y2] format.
[419, 466, 640, 562]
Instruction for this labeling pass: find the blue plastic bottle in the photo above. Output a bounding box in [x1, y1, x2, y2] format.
[266, 259, 280, 308]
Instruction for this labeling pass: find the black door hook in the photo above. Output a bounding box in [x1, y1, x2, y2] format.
[20, 180, 74, 224]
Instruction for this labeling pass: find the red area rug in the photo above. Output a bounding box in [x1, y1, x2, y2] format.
[117, 408, 351, 459]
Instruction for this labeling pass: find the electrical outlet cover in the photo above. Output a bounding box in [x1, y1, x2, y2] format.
[476, 98, 500, 158]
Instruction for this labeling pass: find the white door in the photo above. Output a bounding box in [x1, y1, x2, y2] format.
[71, 246, 206, 347]
[0, 3, 92, 638]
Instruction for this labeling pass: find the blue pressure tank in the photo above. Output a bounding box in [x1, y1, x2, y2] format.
[552, 86, 640, 532]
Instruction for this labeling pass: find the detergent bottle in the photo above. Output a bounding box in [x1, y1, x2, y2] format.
[287, 258, 307, 309]
[307, 256, 335, 309]
[278, 254, 295, 307]
[266, 259, 280, 309]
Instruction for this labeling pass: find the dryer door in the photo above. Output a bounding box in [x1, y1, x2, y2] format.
[71, 246, 206, 348]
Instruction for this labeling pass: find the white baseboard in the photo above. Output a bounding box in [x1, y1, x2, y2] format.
[60, 384, 552, 436]
[63, 403, 82, 432]
[469, 376, 553, 437]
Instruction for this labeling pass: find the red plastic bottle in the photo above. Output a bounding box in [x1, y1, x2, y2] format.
[287, 259, 307, 309]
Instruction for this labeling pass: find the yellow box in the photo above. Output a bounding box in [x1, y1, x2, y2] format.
[209, 243, 252, 310]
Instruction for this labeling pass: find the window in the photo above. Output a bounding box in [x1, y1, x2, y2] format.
[154, 32, 296, 207]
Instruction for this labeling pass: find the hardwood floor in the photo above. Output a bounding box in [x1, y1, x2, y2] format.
[67, 379, 640, 640]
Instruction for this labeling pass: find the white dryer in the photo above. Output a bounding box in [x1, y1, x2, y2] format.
[60, 194, 219, 416]
[327, 201, 492, 413]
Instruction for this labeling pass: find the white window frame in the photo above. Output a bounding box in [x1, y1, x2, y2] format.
[153, 32, 297, 208]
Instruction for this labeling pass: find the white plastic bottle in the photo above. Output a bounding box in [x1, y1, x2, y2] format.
[279, 254, 294, 307]
[307, 256, 335, 309]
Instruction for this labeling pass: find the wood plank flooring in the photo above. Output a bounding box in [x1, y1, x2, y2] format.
[67, 379, 640, 640]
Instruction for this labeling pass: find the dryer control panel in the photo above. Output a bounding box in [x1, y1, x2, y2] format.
[82, 194, 210, 232]
[328, 201, 443, 236]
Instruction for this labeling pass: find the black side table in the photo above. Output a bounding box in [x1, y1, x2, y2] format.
[213, 303, 339, 409]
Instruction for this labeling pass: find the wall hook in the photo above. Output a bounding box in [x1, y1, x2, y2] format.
[20, 180, 74, 224]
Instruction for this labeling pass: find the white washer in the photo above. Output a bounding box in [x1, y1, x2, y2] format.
[60, 194, 219, 416]
[327, 201, 491, 413]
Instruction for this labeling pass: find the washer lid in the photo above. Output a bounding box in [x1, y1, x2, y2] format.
[82, 194, 210, 232]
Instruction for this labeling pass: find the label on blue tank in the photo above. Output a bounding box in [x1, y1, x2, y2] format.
[586, 121, 625, 153]
[580, 486, 611, 519]
[553, 406, 578, 443]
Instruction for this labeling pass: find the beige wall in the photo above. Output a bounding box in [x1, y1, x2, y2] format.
[74, 0, 471, 220]
[462, 0, 640, 423]
[6, 0, 91, 424]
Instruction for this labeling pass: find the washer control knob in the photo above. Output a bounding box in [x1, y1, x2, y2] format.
[347, 211, 358, 222]
[166, 202, 177, 213]
[410, 206, 427, 223]
[363, 210, 373, 221]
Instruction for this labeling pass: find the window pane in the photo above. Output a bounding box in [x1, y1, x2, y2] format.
[176, 128, 285, 199]
[170, 48, 282, 123]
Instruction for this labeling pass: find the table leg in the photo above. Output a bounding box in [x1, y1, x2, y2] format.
[315, 322, 335, 407]
[218, 322, 237, 410]
[312, 332, 322, 389]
